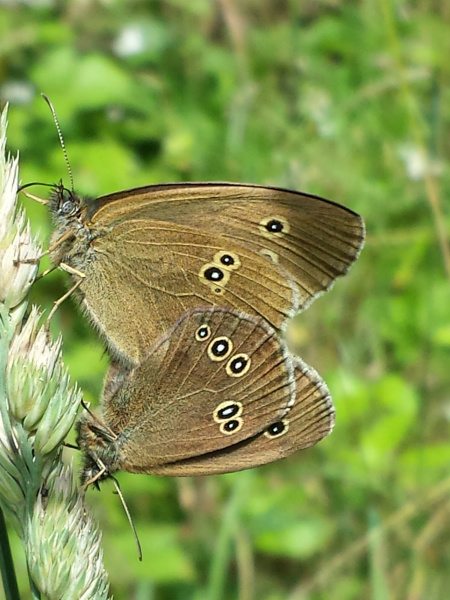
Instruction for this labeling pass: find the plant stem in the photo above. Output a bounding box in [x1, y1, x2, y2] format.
[0, 507, 20, 600]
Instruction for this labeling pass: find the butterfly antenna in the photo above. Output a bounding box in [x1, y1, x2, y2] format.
[111, 475, 143, 561]
[41, 93, 75, 191]
[17, 181, 57, 205]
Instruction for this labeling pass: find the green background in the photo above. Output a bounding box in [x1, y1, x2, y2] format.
[1, 0, 450, 599]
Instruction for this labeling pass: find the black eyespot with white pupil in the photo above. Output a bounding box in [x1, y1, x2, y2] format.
[220, 254, 235, 266]
[204, 267, 224, 281]
[195, 324, 210, 341]
[225, 353, 251, 377]
[213, 401, 243, 425]
[264, 419, 289, 439]
[223, 420, 240, 433]
[217, 403, 240, 419]
[230, 357, 247, 373]
[266, 219, 283, 233]
[208, 336, 233, 361]
[268, 421, 285, 436]
[211, 339, 230, 357]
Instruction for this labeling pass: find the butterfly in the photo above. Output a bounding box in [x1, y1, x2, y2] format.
[48, 181, 365, 367]
[77, 307, 335, 483]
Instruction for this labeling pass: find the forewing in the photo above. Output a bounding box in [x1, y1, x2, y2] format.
[83, 221, 298, 364]
[93, 183, 365, 310]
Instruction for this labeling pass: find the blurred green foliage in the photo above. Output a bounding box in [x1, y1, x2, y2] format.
[1, 0, 450, 599]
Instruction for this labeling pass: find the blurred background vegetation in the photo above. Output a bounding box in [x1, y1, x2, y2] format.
[1, 0, 449, 599]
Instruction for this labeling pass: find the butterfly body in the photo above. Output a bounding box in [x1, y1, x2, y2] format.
[49, 182, 365, 366]
[77, 308, 335, 482]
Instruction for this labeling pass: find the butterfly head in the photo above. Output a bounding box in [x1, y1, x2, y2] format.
[48, 181, 83, 222]
[46, 181, 97, 268]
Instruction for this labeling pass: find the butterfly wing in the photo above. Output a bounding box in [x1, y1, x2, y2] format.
[81, 183, 363, 364]
[82, 222, 298, 364]
[149, 356, 334, 475]
[98, 308, 334, 476]
[92, 183, 365, 310]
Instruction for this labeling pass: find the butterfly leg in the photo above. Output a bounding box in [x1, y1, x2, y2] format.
[81, 456, 108, 491]
[35, 264, 59, 281]
[14, 227, 75, 266]
[46, 262, 85, 322]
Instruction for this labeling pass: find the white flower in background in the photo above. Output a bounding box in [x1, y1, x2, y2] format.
[398, 143, 442, 181]
[113, 24, 147, 57]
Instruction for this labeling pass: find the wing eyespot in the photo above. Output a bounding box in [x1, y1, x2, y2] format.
[198, 263, 230, 294]
[195, 324, 211, 341]
[264, 419, 289, 439]
[207, 336, 233, 361]
[213, 250, 241, 271]
[225, 353, 251, 377]
[213, 401, 244, 435]
[204, 266, 225, 282]
[220, 418, 243, 435]
[259, 215, 290, 238]
[213, 401, 243, 423]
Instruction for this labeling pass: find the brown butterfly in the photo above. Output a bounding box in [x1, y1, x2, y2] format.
[48, 181, 364, 367]
[77, 307, 334, 483]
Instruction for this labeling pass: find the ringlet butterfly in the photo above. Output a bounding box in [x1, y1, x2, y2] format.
[47, 179, 364, 367]
[77, 307, 335, 483]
